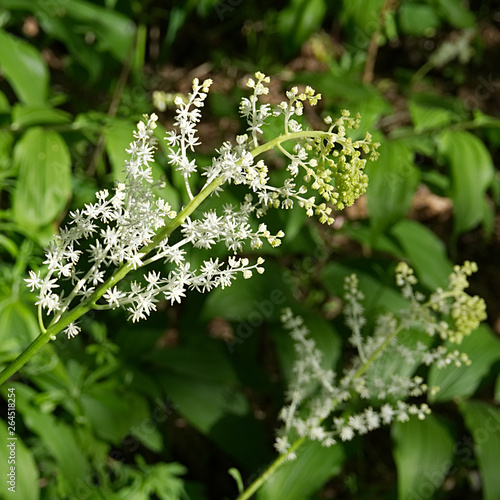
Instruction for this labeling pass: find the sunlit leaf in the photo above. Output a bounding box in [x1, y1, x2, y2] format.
[438, 130, 495, 236]
[0, 29, 48, 105]
[12, 128, 71, 229]
[366, 140, 419, 236]
[0, 418, 40, 500]
[390, 219, 452, 290]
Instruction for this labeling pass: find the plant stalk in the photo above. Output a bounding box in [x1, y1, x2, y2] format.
[0, 129, 321, 385]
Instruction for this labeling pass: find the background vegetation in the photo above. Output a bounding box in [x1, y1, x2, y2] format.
[0, 0, 499, 499]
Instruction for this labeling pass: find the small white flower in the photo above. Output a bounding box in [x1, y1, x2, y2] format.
[65, 323, 81, 339]
[24, 270, 42, 291]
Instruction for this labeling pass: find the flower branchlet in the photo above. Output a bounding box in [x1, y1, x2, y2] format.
[275, 262, 486, 457]
[25, 72, 379, 341]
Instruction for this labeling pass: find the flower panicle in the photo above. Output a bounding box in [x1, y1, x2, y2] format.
[26, 73, 380, 340]
[274, 261, 485, 457]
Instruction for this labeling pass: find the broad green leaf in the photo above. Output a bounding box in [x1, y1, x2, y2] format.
[0, 419, 40, 500]
[0, 29, 49, 105]
[49, 0, 135, 62]
[321, 261, 409, 314]
[104, 118, 136, 182]
[277, 0, 327, 55]
[436, 0, 476, 28]
[80, 384, 136, 445]
[258, 440, 344, 500]
[202, 261, 291, 322]
[398, 3, 441, 36]
[8, 383, 91, 498]
[0, 130, 14, 177]
[428, 325, 500, 402]
[80, 384, 163, 452]
[1, 0, 135, 77]
[392, 414, 455, 500]
[12, 104, 72, 128]
[409, 93, 458, 132]
[152, 340, 249, 435]
[0, 90, 10, 112]
[366, 140, 419, 236]
[438, 130, 495, 236]
[459, 401, 500, 500]
[0, 299, 39, 356]
[390, 219, 452, 290]
[158, 373, 248, 434]
[12, 128, 71, 229]
[339, 0, 385, 47]
[148, 341, 239, 385]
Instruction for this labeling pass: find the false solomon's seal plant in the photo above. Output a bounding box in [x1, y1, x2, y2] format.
[0, 72, 379, 385]
[235, 263, 486, 500]
[0, 72, 488, 499]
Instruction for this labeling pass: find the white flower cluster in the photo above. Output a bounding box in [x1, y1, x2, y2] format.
[25, 72, 379, 340]
[274, 262, 486, 457]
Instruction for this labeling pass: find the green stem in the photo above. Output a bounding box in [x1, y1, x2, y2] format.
[1, 128, 322, 385]
[0, 176, 225, 386]
[236, 437, 307, 500]
[250, 130, 329, 158]
[237, 307, 413, 499]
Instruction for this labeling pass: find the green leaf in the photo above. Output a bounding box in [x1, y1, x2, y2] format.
[409, 93, 458, 132]
[428, 325, 500, 402]
[277, 0, 327, 55]
[390, 219, 452, 290]
[1, 0, 135, 78]
[0, 129, 14, 177]
[7, 383, 91, 498]
[398, 3, 441, 36]
[0, 419, 40, 500]
[321, 261, 409, 314]
[159, 373, 248, 434]
[435, 0, 476, 28]
[12, 128, 71, 229]
[80, 384, 135, 445]
[0, 29, 49, 105]
[12, 104, 72, 128]
[0, 299, 40, 357]
[392, 414, 455, 500]
[104, 118, 136, 182]
[438, 130, 495, 236]
[149, 341, 239, 385]
[0, 90, 10, 112]
[152, 339, 248, 434]
[202, 261, 290, 322]
[366, 140, 419, 236]
[258, 440, 344, 500]
[459, 401, 500, 500]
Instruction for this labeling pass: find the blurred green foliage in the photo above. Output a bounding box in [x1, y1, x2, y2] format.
[0, 0, 499, 499]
